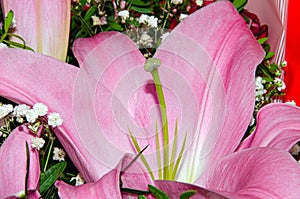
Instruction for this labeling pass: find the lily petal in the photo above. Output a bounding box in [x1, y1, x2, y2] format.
[72, 32, 160, 179]
[55, 170, 121, 199]
[0, 126, 40, 198]
[196, 147, 300, 199]
[154, 1, 265, 182]
[0, 48, 100, 182]
[1, 0, 71, 61]
[238, 103, 300, 151]
[55, 154, 153, 199]
[154, 180, 226, 199]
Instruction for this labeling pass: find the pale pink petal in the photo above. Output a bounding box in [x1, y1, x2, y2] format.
[73, 32, 161, 179]
[55, 170, 121, 199]
[154, 180, 226, 199]
[55, 154, 152, 199]
[4, 191, 40, 199]
[1, 0, 70, 61]
[196, 148, 300, 199]
[0, 126, 40, 199]
[0, 48, 101, 182]
[238, 103, 300, 151]
[154, 1, 265, 181]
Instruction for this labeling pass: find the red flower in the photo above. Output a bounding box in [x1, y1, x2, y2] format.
[241, 9, 269, 39]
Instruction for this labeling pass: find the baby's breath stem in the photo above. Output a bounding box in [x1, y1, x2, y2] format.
[43, 134, 54, 172]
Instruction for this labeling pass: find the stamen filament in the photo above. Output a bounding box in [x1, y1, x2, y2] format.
[155, 122, 162, 179]
[150, 67, 170, 179]
[171, 132, 187, 180]
[129, 128, 155, 180]
[169, 119, 178, 176]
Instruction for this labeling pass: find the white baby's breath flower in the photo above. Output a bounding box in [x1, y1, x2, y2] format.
[275, 70, 281, 76]
[118, 10, 129, 20]
[171, 0, 183, 4]
[0, 43, 8, 48]
[31, 137, 45, 150]
[137, 32, 153, 48]
[179, 13, 188, 21]
[26, 109, 39, 123]
[10, 16, 17, 28]
[139, 14, 149, 24]
[52, 147, 66, 162]
[249, 116, 255, 126]
[290, 144, 300, 155]
[70, 173, 85, 186]
[0, 131, 3, 137]
[285, 100, 297, 106]
[274, 77, 286, 91]
[13, 104, 30, 118]
[255, 76, 266, 102]
[281, 60, 287, 67]
[14, 190, 25, 198]
[160, 32, 169, 42]
[196, 0, 204, 6]
[0, 104, 13, 119]
[91, 15, 101, 26]
[33, 103, 48, 116]
[147, 16, 158, 28]
[48, 112, 63, 127]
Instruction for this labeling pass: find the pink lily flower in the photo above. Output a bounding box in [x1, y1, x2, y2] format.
[1, 0, 71, 61]
[1, 1, 300, 198]
[0, 1, 70, 198]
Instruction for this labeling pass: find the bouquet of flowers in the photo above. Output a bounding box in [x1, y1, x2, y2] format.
[0, 0, 300, 198]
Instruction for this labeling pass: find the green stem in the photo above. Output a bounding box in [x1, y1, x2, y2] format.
[150, 68, 170, 179]
[25, 142, 30, 199]
[169, 119, 178, 176]
[155, 122, 162, 179]
[43, 136, 54, 172]
[0, 32, 7, 43]
[129, 128, 155, 180]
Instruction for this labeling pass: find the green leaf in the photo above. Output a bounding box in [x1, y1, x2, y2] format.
[257, 37, 268, 45]
[130, 6, 152, 13]
[121, 187, 150, 195]
[180, 190, 196, 199]
[138, 195, 147, 199]
[4, 10, 14, 33]
[148, 185, 170, 199]
[132, 0, 151, 6]
[265, 51, 275, 60]
[263, 44, 271, 52]
[25, 142, 30, 198]
[233, 0, 248, 12]
[40, 162, 67, 195]
[269, 63, 279, 72]
[80, 0, 87, 5]
[110, 22, 124, 31]
[171, 133, 187, 180]
[128, 128, 154, 180]
[83, 5, 97, 21]
[263, 77, 273, 83]
[5, 32, 34, 51]
[259, 65, 272, 78]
